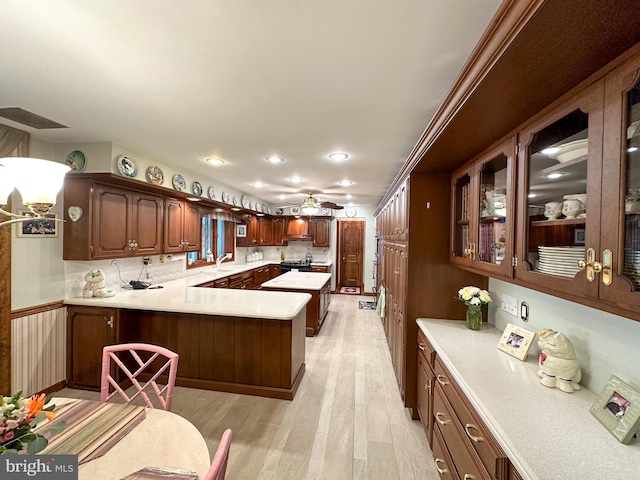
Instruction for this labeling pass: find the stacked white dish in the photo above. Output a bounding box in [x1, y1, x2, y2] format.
[536, 246, 585, 277]
[623, 249, 640, 288]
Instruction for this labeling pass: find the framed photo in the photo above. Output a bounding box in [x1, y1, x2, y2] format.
[590, 375, 640, 444]
[574, 227, 585, 245]
[16, 212, 58, 237]
[497, 323, 535, 361]
[236, 224, 247, 238]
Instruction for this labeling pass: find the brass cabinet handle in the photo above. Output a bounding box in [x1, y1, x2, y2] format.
[578, 247, 601, 282]
[434, 458, 448, 475]
[463, 475, 476, 480]
[435, 412, 449, 425]
[464, 423, 484, 442]
[105, 316, 114, 328]
[436, 375, 449, 386]
[601, 249, 612, 286]
[426, 378, 432, 394]
[418, 343, 426, 351]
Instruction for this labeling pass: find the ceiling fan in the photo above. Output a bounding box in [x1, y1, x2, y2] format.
[277, 192, 344, 215]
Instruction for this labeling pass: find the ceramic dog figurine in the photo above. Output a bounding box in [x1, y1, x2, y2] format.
[537, 329, 581, 393]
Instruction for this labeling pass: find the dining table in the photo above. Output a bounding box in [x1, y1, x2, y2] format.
[36, 398, 211, 479]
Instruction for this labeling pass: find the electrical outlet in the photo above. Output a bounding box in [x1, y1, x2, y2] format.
[501, 294, 518, 317]
[142, 256, 150, 265]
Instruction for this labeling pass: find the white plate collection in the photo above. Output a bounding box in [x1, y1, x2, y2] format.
[192, 181, 203, 196]
[172, 174, 186, 192]
[145, 166, 164, 185]
[623, 249, 640, 288]
[117, 155, 137, 177]
[208, 187, 216, 200]
[536, 246, 585, 278]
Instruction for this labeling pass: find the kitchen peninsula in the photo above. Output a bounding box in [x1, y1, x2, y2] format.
[261, 271, 332, 337]
[64, 266, 310, 400]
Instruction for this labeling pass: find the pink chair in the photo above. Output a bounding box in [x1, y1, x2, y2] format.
[100, 343, 179, 411]
[203, 429, 232, 480]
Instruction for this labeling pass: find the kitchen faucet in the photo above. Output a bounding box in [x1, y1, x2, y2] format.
[216, 253, 231, 267]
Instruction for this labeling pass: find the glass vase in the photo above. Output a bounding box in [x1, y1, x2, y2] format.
[466, 305, 483, 330]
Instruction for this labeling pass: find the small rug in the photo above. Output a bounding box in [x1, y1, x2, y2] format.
[359, 301, 377, 310]
[339, 286, 361, 295]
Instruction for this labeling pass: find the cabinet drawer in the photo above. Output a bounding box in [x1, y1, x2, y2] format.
[418, 328, 436, 366]
[432, 424, 460, 480]
[435, 357, 508, 480]
[434, 385, 489, 480]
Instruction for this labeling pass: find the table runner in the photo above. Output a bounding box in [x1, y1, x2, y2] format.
[35, 400, 146, 464]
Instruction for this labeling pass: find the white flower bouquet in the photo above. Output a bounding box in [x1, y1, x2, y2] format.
[457, 286, 492, 307]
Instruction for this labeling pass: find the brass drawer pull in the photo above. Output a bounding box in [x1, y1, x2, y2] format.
[463, 475, 476, 480]
[436, 375, 449, 386]
[464, 423, 484, 442]
[435, 412, 449, 425]
[418, 343, 426, 351]
[434, 458, 448, 475]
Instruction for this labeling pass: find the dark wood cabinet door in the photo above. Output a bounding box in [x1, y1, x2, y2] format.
[247, 216, 259, 246]
[183, 203, 201, 252]
[258, 218, 274, 245]
[269, 264, 281, 278]
[131, 192, 163, 256]
[91, 185, 133, 259]
[67, 306, 117, 389]
[312, 218, 331, 247]
[272, 218, 286, 246]
[417, 348, 435, 446]
[163, 199, 185, 253]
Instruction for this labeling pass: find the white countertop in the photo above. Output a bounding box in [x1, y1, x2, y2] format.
[261, 271, 332, 290]
[310, 261, 333, 267]
[417, 319, 640, 480]
[64, 262, 311, 320]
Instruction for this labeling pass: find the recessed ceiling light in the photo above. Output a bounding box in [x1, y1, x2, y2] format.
[345, 194, 353, 199]
[288, 176, 304, 183]
[231, 207, 241, 211]
[628, 146, 639, 153]
[278, 194, 287, 200]
[544, 173, 564, 179]
[266, 155, 284, 164]
[329, 152, 349, 161]
[541, 147, 560, 155]
[528, 193, 537, 198]
[206, 157, 225, 166]
[337, 180, 353, 187]
[252, 181, 267, 188]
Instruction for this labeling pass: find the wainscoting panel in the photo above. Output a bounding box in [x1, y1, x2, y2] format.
[12, 307, 66, 395]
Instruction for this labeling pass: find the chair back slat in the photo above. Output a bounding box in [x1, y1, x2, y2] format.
[100, 343, 179, 411]
[204, 429, 232, 480]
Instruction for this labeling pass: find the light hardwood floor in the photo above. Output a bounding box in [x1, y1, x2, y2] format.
[60, 294, 439, 479]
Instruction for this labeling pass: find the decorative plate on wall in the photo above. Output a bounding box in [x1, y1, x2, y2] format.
[290, 206, 301, 215]
[145, 166, 164, 185]
[241, 195, 249, 209]
[117, 155, 138, 177]
[208, 186, 216, 200]
[275, 207, 284, 215]
[221, 191, 230, 204]
[249, 201, 255, 210]
[65, 150, 86, 173]
[262, 203, 267, 213]
[172, 174, 187, 192]
[256, 203, 262, 213]
[233, 195, 239, 206]
[192, 181, 203, 196]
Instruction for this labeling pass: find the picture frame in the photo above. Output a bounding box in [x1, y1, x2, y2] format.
[16, 212, 58, 237]
[590, 375, 640, 444]
[236, 224, 247, 238]
[574, 227, 585, 245]
[496, 323, 535, 361]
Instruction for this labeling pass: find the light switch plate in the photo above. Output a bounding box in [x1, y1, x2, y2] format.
[501, 294, 518, 316]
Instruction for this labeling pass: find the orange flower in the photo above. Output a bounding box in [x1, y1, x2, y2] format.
[25, 394, 55, 422]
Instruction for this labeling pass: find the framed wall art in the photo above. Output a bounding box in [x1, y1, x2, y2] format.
[236, 224, 247, 238]
[16, 212, 59, 237]
[496, 323, 535, 361]
[590, 375, 640, 444]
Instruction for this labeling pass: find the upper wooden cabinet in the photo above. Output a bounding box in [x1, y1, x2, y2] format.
[163, 198, 201, 253]
[377, 178, 408, 240]
[258, 217, 273, 245]
[64, 179, 163, 260]
[272, 217, 286, 246]
[310, 218, 330, 247]
[451, 137, 516, 278]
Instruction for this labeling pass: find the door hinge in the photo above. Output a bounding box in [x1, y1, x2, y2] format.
[512, 255, 518, 268]
[516, 143, 521, 156]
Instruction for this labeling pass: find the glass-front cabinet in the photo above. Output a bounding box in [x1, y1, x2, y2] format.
[515, 81, 604, 297]
[451, 137, 516, 278]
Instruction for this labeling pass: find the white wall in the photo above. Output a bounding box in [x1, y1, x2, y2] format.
[488, 278, 640, 394]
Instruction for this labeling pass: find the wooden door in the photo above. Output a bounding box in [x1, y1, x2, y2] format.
[338, 219, 364, 289]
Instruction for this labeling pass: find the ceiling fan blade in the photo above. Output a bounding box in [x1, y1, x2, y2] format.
[320, 201, 344, 210]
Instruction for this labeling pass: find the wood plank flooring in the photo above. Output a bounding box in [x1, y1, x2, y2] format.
[59, 294, 438, 479]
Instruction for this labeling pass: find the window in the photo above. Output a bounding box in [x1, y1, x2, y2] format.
[187, 214, 235, 268]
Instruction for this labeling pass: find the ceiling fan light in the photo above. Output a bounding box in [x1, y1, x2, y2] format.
[302, 205, 319, 215]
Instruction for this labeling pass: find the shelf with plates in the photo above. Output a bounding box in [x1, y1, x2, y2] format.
[531, 217, 585, 226]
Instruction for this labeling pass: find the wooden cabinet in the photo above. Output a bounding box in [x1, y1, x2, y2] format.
[451, 136, 516, 278]
[433, 357, 509, 480]
[416, 330, 436, 447]
[310, 218, 331, 247]
[310, 265, 329, 273]
[377, 178, 408, 240]
[253, 265, 270, 286]
[67, 306, 118, 389]
[229, 271, 254, 289]
[272, 217, 286, 246]
[163, 199, 201, 253]
[269, 264, 281, 278]
[258, 217, 273, 245]
[64, 180, 163, 260]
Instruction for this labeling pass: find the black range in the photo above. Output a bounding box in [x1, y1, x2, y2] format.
[280, 260, 311, 273]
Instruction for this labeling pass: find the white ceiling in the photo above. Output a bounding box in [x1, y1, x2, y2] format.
[0, 0, 501, 209]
